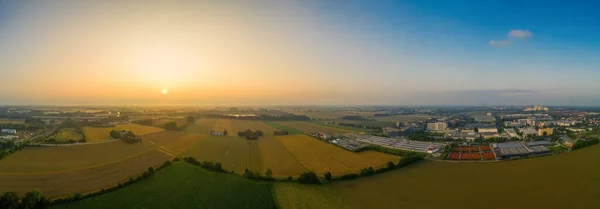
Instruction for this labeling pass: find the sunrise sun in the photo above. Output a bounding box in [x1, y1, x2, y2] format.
[162, 89, 168, 94]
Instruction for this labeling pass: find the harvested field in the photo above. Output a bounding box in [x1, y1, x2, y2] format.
[0, 140, 156, 173]
[183, 118, 220, 134]
[276, 135, 398, 176]
[53, 162, 278, 209]
[274, 121, 351, 134]
[264, 121, 303, 135]
[257, 137, 307, 177]
[0, 149, 171, 197]
[183, 136, 263, 174]
[212, 119, 231, 133]
[274, 183, 352, 209]
[82, 127, 115, 143]
[142, 131, 207, 155]
[332, 144, 600, 209]
[115, 124, 163, 135]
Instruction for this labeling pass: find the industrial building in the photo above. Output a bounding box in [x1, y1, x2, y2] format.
[491, 142, 551, 160]
[427, 122, 447, 132]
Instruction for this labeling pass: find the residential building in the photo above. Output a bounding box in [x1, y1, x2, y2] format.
[478, 127, 498, 133]
[427, 122, 447, 132]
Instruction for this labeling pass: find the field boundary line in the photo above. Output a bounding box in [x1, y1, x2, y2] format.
[0, 149, 161, 175]
[274, 136, 312, 173]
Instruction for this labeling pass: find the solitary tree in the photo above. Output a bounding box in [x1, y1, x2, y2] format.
[0, 192, 19, 209]
[214, 162, 223, 172]
[186, 116, 195, 124]
[164, 122, 178, 131]
[324, 172, 332, 182]
[148, 167, 155, 174]
[223, 130, 228, 136]
[265, 169, 273, 179]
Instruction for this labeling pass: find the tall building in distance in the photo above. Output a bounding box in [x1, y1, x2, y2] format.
[427, 122, 447, 132]
[524, 105, 549, 111]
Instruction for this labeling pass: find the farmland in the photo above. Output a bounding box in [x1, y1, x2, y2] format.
[183, 119, 277, 135]
[142, 131, 207, 154]
[274, 121, 352, 134]
[331, 144, 600, 209]
[82, 127, 115, 143]
[52, 162, 278, 209]
[183, 136, 263, 174]
[275, 135, 399, 176]
[0, 140, 156, 173]
[0, 149, 171, 197]
[183, 118, 220, 134]
[308, 121, 370, 133]
[0, 118, 24, 124]
[372, 114, 432, 123]
[115, 124, 163, 135]
[257, 137, 307, 177]
[264, 121, 303, 135]
[274, 183, 352, 209]
[55, 128, 83, 141]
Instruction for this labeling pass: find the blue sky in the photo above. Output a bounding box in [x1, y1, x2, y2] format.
[0, 0, 599, 106]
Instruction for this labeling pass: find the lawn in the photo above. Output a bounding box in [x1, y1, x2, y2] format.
[52, 162, 278, 209]
[264, 121, 304, 135]
[275, 135, 398, 176]
[331, 144, 600, 209]
[0, 149, 171, 197]
[183, 136, 263, 174]
[82, 127, 115, 143]
[274, 183, 352, 209]
[115, 124, 163, 135]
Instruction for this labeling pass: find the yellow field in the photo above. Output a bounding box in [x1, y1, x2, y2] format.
[274, 183, 353, 209]
[55, 128, 83, 141]
[257, 137, 307, 177]
[0, 149, 171, 197]
[0, 118, 24, 124]
[276, 135, 399, 176]
[275, 121, 351, 134]
[141, 131, 207, 155]
[115, 124, 163, 135]
[226, 120, 279, 136]
[82, 127, 116, 143]
[183, 118, 219, 134]
[183, 136, 262, 174]
[0, 140, 157, 173]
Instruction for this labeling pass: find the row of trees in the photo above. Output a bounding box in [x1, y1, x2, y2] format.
[182, 157, 226, 173]
[237, 130, 263, 139]
[273, 131, 289, 136]
[109, 130, 141, 143]
[572, 139, 599, 150]
[0, 189, 49, 209]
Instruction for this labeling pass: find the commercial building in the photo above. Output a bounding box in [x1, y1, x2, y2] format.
[491, 142, 551, 160]
[538, 128, 553, 136]
[478, 127, 498, 133]
[0, 129, 16, 134]
[427, 122, 447, 132]
[356, 135, 445, 153]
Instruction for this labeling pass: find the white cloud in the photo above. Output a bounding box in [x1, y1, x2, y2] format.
[489, 29, 532, 46]
[508, 29, 532, 39]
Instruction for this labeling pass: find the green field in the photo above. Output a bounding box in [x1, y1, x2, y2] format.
[52, 162, 278, 209]
[55, 128, 83, 141]
[331, 144, 600, 209]
[264, 121, 303, 134]
[308, 121, 370, 132]
[274, 183, 352, 209]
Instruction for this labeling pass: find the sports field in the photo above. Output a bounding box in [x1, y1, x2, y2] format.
[274, 183, 352, 209]
[183, 136, 263, 174]
[52, 162, 278, 209]
[275, 135, 398, 176]
[55, 128, 83, 141]
[82, 127, 115, 143]
[331, 144, 600, 209]
[257, 137, 307, 177]
[274, 121, 351, 134]
[0, 140, 156, 173]
[0, 149, 171, 197]
[115, 124, 163, 135]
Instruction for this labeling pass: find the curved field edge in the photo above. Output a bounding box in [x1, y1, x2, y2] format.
[50, 162, 278, 209]
[331, 144, 600, 209]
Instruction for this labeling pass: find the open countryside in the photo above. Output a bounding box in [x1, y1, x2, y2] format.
[52, 162, 278, 209]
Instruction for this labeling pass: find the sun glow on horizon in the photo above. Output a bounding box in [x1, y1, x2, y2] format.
[162, 89, 168, 94]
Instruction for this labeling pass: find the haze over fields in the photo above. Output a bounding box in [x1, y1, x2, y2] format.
[1, 0, 600, 106]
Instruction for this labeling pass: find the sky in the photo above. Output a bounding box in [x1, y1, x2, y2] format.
[1, 0, 599, 106]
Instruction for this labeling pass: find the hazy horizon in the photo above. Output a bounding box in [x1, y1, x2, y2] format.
[2, 0, 599, 106]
